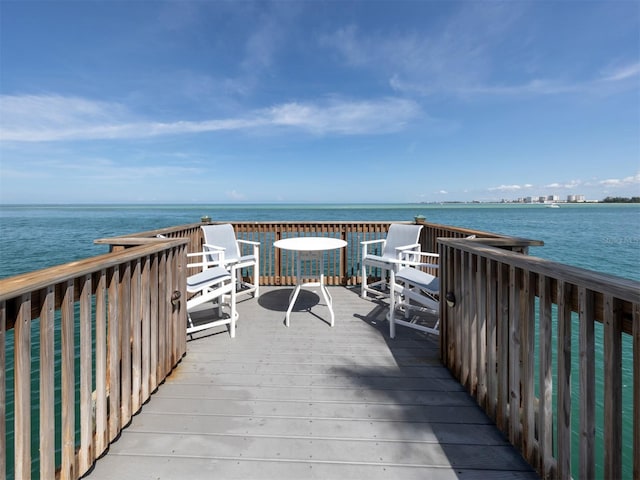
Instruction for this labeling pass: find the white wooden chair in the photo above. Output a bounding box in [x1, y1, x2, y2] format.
[361, 224, 423, 299]
[185, 266, 237, 337]
[388, 249, 440, 339]
[201, 224, 260, 299]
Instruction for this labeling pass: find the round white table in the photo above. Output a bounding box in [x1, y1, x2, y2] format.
[273, 237, 348, 327]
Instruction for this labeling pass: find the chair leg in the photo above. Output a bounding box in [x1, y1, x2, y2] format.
[254, 263, 260, 298]
[389, 270, 397, 339]
[361, 263, 368, 298]
[230, 274, 237, 338]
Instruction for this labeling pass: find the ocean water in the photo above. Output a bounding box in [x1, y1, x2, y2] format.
[1, 202, 639, 478]
[1, 202, 638, 280]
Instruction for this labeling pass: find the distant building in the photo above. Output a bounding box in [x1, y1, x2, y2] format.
[548, 195, 559, 202]
[567, 194, 586, 203]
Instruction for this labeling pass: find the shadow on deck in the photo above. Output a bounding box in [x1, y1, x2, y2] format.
[84, 286, 537, 479]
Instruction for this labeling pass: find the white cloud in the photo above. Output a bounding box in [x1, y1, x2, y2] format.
[488, 184, 532, 192]
[321, 6, 638, 99]
[0, 94, 422, 142]
[545, 180, 582, 189]
[265, 97, 420, 135]
[599, 173, 640, 187]
[601, 62, 640, 82]
[226, 189, 247, 201]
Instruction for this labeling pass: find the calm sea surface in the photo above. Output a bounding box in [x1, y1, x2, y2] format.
[1, 202, 639, 279]
[1, 203, 639, 478]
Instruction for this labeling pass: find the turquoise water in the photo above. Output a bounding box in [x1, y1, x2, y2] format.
[1, 203, 639, 478]
[1, 203, 638, 280]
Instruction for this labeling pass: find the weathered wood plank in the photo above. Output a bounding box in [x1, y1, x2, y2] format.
[141, 256, 151, 403]
[635, 301, 640, 480]
[79, 274, 93, 475]
[604, 294, 622, 479]
[557, 280, 572, 479]
[85, 287, 535, 480]
[15, 294, 31, 480]
[120, 262, 132, 427]
[131, 258, 142, 414]
[39, 286, 55, 479]
[579, 286, 595, 479]
[0, 301, 5, 480]
[508, 266, 522, 449]
[95, 270, 108, 456]
[108, 267, 121, 442]
[538, 275, 554, 478]
[61, 280, 76, 480]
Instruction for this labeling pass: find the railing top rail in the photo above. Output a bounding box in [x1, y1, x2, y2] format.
[438, 237, 640, 303]
[94, 219, 542, 246]
[0, 238, 188, 302]
[94, 222, 203, 243]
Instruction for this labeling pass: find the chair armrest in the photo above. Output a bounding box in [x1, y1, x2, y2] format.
[187, 250, 224, 270]
[393, 243, 421, 260]
[361, 238, 385, 259]
[399, 250, 439, 269]
[237, 239, 259, 258]
[203, 243, 225, 251]
[394, 243, 421, 253]
[237, 239, 260, 247]
[360, 239, 385, 246]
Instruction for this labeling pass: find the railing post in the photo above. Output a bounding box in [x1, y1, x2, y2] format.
[604, 295, 622, 480]
[15, 294, 31, 480]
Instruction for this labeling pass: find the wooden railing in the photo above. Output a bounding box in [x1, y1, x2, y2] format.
[0, 238, 188, 479]
[438, 237, 640, 480]
[97, 220, 539, 285]
[0, 220, 547, 479]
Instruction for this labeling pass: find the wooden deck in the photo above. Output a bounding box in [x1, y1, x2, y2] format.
[84, 286, 537, 480]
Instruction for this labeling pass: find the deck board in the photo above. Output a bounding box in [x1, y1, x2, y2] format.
[85, 286, 537, 479]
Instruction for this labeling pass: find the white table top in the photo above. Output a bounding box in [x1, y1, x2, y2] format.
[273, 237, 347, 252]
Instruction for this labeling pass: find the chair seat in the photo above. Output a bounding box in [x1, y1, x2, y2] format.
[363, 254, 397, 268]
[389, 266, 440, 339]
[187, 266, 230, 292]
[396, 267, 439, 294]
[239, 254, 257, 264]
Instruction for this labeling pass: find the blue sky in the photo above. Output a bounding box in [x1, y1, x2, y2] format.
[1, 0, 638, 204]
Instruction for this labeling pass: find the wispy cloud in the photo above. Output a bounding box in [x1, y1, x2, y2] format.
[226, 189, 247, 201]
[320, 3, 527, 97]
[600, 63, 640, 82]
[0, 94, 422, 142]
[320, 4, 639, 99]
[599, 173, 640, 187]
[488, 174, 640, 195]
[545, 180, 583, 189]
[488, 184, 533, 192]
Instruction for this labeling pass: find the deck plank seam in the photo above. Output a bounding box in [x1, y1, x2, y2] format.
[140, 411, 494, 425]
[98, 452, 532, 472]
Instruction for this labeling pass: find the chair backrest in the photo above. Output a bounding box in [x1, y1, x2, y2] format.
[201, 224, 241, 262]
[381, 224, 423, 259]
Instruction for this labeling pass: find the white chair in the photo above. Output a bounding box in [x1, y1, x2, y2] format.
[200, 224, 260, 299]
[186, 266, 237, 337]
[388, 250, 441, 339]
[361, 224, 423, 299]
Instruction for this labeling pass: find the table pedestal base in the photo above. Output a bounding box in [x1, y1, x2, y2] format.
[285, 251, 334, 327]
